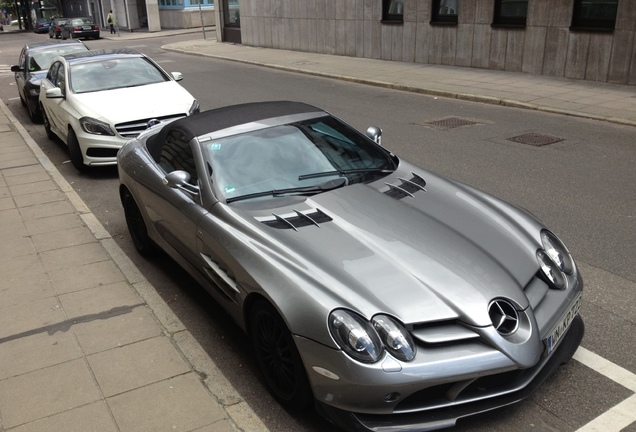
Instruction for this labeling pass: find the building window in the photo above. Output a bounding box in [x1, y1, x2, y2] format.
[431, 0, 458, 24]
[493, 0, 528, 27]
[571, 0, 618, 31]
[382, 0, 404, 23]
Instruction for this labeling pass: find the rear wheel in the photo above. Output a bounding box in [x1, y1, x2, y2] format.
[122, 190, 156, 256]
[41, 106, 56, 140]
[67, 128, 86, 172]
[249, 300, 313, 410]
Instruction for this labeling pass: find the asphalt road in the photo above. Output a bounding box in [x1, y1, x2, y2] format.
[1, 31, 635, 432]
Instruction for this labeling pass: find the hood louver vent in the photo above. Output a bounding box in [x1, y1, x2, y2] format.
[384, 172, 427, 199]
[258, 209, 332, 231]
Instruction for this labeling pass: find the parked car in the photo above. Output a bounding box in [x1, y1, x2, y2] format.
[117, 101, 584, 432]
[61, 17, 100, 40]
[39, 48, 199, 171]
[11, 40, 88, 122]
[34, 17, 52, 33]
[49, 18, 69, 38]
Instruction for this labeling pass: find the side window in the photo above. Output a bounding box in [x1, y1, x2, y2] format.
[159, 130, 198, 183]
[19, 49, 27, 70]
[47, 62, 59, 83]
[56, 63, 66, 90]
[431, 0, 458, 24]
[493, 0, 528, 27]
[571, 0, 618, 31]
[382, 0, 404, 23]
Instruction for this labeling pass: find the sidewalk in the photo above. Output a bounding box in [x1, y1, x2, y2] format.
[0, 100, 268, 431]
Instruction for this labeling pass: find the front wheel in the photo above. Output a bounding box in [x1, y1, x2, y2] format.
[122, 190, 156, 256]
[249, 300, 313, 410]
[67, 128, 86, 172]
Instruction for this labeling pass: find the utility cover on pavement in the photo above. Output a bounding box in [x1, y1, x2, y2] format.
[421, 117, 481, 130]
[507, 133, 564, 146]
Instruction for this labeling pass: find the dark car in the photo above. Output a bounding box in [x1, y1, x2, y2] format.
[11, 40, 88, 122]
[34, 17, 52, 33]
[48, 18, 69, 38]
[118, 101, 584, 432]
[61, 17, 100, 40]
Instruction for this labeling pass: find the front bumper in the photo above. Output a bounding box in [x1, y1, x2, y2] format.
[316, 314, 584, 432]
[75, 129, 127, 166]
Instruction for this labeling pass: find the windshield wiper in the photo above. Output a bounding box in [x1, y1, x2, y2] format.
[226, 178, 347, 204]
[298, 168, 393, 181]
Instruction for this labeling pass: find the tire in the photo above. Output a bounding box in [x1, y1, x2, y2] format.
[249, 300, 313, 410]
[41, 105, 56, 140]
[122, 190, 156, 256]
[28, 102, 42, 123]
[67, 128, 86, 172]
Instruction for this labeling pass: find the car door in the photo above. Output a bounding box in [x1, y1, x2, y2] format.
[40, 61, 68, 142]
[13, 47, 27, 100]
[138, 129, 208, 266]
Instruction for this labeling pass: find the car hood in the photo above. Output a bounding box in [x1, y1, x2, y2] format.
[72, 82, 194, 124]
[240, 170, 541, 328]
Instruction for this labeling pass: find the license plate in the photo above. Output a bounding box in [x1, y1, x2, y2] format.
[82, 26, 91, 30]
[545, 292, 582, 355]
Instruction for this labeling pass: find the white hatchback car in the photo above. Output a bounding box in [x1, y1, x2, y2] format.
[39, 48, 199, 171]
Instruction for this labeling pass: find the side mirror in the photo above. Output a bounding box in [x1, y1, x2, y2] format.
[171, 72, 183, 82]
[366, 126, 382, 145]
[164, 170, 199, 196]
[45, 87, 64, 98]
[10, 65, 23, 73]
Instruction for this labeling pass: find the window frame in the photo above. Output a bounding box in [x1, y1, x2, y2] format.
[570, 0, 618, 31]
[382, 0, 404, 24]
[431, 0, 458, 25]
[492, 0, 528, 28]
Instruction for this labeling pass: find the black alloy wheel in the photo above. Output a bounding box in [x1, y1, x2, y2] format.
[122, 190, 155, 256]
[66, 128, 86, 172]
[249, 300, 313, 409]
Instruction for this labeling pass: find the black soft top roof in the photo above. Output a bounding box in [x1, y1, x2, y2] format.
[146, 101, 324, 163]
[175, 101, 321, 140]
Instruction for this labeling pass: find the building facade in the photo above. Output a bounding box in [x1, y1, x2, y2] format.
[235, 0, 636, 86]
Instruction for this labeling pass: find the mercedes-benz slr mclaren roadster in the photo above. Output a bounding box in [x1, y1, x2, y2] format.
[117, 101, 584, 431]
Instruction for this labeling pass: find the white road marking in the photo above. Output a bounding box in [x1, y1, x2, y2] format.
[574, 346, 636, 431]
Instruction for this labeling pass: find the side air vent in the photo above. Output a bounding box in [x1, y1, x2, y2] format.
[257, 208, 332, 231]
[384, 172, 427, 199]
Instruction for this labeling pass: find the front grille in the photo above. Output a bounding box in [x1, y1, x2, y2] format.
[115, 114, 186, 138]
[86, 147, 119, 158]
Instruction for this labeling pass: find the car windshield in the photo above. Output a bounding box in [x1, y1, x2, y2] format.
[28, 45, 87, 72]
[70, 57, 169, 93]
[203, 115, 397, 202]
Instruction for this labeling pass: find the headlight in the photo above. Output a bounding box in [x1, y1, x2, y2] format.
[329, 309, 382, 363]
[189, 100, 200, 115]
[537, 249, 566, 289]
[540, 230, 574, 275]
[79, 116, 115, 136]
[372, 315, 415, 361]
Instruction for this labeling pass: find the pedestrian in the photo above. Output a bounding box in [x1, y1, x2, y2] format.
[107, 10, 116, 34]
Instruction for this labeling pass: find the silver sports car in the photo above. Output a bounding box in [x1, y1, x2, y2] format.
[117, 101, 584, 431]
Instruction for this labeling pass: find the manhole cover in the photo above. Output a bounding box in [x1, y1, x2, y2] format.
[424, 117, 480, 129]
[507, 133, 564, 146]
